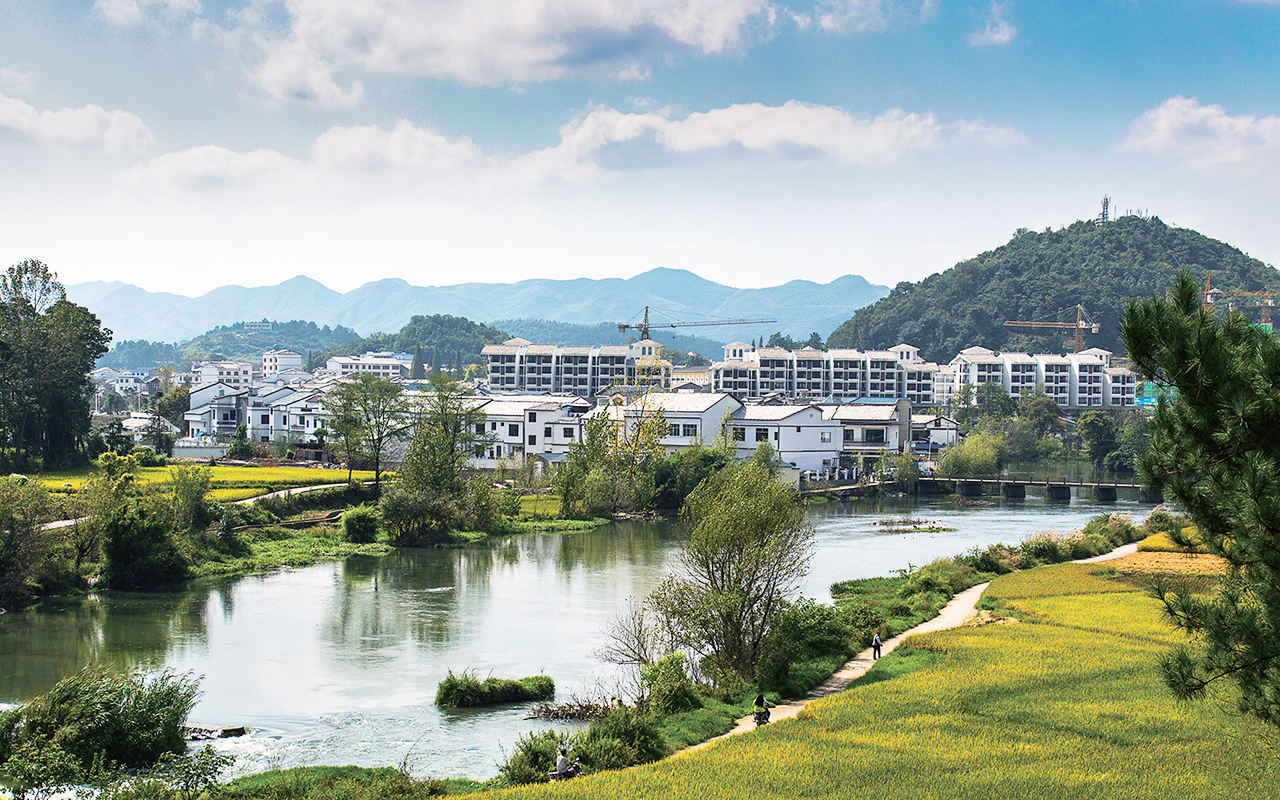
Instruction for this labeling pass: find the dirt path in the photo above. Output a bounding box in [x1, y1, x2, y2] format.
[682, 540, 1142, 753]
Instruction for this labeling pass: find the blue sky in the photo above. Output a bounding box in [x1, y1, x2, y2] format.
[2, 0, 1279, 295]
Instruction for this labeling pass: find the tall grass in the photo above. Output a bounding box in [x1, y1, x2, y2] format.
[0, 665, 199, 772]
[434, 671, 555, 707]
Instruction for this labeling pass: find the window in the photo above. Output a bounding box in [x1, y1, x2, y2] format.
[731, 427, 745, 442]
[668, 423, 681, 437]
[528, 434, 537, 445]
[261, 414, 269, 424]
[796, 426, 802, 433]
[866, 428, 886, 443]
[528, 412, 537, 422]
[844, 428, 855, 442]
[490, 422, 497, 430]
[820, 431, 832, 442]
[544, 426, 552, 438]
[755, 428, 768, 442]
[563, 427, 574, 438]
[475, 423, 485, 435]
[682, 424, 698, 437]
[508, 423, 519, 437]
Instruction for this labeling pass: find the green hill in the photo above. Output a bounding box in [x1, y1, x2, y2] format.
[827, 216, 1280, 361]
[318, 314, 510, 369]
[98, 320, 360, 370]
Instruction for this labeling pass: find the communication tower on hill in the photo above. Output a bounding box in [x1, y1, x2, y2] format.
[1097, 196, 1111, 224]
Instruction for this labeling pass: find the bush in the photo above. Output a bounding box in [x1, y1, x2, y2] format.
[577, 707, 668, 770]
[341, 504, 380, 543]
[962, 544, 1019, 575]
[755, 600, 852, 695]
[1020, 533, 1069, 566]
[169, 465, 212, 533]
[0, 665, 199, 775]
[499, 729, 572, 785]
[102, 498, 189, 590]
[130, 446, 167, 467]
[901, 558, 985, 598]
[434, 671, 555, 707]
[639, 654, 702, 715]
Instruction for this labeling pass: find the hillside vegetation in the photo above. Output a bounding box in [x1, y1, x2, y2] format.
[98, 320, 360, 370]
[317, 313, 509, 368]
[828, 216, 1279, 361]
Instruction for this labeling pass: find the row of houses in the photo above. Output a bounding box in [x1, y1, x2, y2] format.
[480, 337, 1138, 410]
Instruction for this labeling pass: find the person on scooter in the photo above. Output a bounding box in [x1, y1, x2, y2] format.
[753, 693, 773, 725]
[553, 748, 577, 779]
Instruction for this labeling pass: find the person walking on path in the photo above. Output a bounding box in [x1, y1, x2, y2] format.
[872, 631, 882, 660]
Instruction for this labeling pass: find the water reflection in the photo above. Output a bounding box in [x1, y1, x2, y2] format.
[0, 499, 1146, 778]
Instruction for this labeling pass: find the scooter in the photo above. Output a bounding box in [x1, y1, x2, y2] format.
[548, 761, 582, 782]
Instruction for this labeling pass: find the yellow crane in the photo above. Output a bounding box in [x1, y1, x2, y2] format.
[617, 306, 776, 340]
[1003, 304, 1100, 353]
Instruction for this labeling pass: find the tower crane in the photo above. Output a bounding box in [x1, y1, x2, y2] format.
[1199, 275, 1278, 326]
[1002, 304, 1100, 353]
[618, 306, 776, 341]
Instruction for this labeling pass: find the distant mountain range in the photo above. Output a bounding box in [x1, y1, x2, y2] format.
[67, 268, 890, 345]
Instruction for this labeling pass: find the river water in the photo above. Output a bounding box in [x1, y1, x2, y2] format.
[0, 494, 1150, 779]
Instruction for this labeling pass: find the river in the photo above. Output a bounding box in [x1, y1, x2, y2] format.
[0, 494, 1150, 779]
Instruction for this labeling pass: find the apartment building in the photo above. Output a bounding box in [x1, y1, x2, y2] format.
[481, 338, 672, 398]
[263, 348, 303, 376]
[324, 354, 409, 379]
[191, 361, 256, 388]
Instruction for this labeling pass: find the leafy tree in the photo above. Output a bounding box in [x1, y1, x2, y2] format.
[103, 497, 188, 590]
[225, 424, 255, 459]
[155, 386, 190, 428]
[323, 374, 410, 488]
[410, 344, 425, 380]
[1019, 392, 1065, 436]
[975, 382, 1017, 421]
[650, 460, 814, 682]
[653, 443, 733, 510]
[0, 477, 55, 607]
[0, 260, 110, 470]
[938, 431, 1002, 476]
[1123, 272, 1280, 727]
[1075, 410, 1117, 468]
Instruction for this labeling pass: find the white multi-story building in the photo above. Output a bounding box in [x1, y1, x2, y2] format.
[482, 338, 672, 398]
[263, 349, 303, 377]
[191, 361, 256, 388]
[325, 354, 409, 379]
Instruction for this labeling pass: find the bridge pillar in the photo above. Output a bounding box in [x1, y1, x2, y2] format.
[1001, 483, 1026, 499]
[1045, 484, 1072, 501]
[957, 481, 984, 497]
[1139, 489, 1164, 504]
[1093, 485, 1117, 502]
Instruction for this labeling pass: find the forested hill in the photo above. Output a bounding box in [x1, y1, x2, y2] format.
[317, 314, 509, 369]
[98, 320, 360, 370]
[826, 216, 1280, 361]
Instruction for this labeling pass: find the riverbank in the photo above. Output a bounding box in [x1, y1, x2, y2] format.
[469, 545, 1272, 799]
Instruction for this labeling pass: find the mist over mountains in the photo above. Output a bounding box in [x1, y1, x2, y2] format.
[68, 268, 889, 345]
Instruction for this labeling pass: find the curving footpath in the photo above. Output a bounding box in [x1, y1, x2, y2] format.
[684, 540, 1141, 753]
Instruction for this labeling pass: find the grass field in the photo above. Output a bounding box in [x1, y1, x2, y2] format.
[187, 526, 392, 579]
[468, 563, 1280, 799]
[1138, 528, 1207, 553]
[517, 493, 561, 517]
[36, 464, 377, 498]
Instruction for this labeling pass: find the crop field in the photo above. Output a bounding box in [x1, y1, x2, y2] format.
[518, 493, 561, 517]
[37, 465, 377, 495]
[473, 565, 1280, 799]
[1107, 551, 1227, 578]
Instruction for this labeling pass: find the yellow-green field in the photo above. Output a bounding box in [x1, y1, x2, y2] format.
[1138, 527, 1207, 553]
[36, 465, 377, 495]
[518, 493, 561, 517]
[475, 562, 1280, 799]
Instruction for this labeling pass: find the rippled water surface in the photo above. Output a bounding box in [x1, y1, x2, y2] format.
[0, 493, 1149, 778]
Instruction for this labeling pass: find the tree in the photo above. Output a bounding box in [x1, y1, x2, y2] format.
[974, 382, 1017, 421]
[0, 260, 110, 470]
[1019, 392, 1065, 436]
[0, 477, 55, 607]
[155, 386, 190, 429]
[1075, 410, 1117, 468]
[410, 344, 425, 380]
[1122, 272, 1280, 727]
[650, 460, 814, 682]
[938, 431, 1002, 476]
[323, 374, 410, 488]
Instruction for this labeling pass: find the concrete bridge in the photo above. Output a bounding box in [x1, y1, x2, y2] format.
[801, 474, 1159, 503]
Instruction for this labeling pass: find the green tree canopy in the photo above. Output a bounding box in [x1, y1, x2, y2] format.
[1122, 272, 1280, 727]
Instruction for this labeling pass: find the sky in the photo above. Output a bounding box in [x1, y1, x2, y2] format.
[2, 0, 1279, 296]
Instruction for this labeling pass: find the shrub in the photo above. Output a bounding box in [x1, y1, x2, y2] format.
[169, 465, 212, 532]
[499, 729, 573, 785]
[962, 544, 1019, 574]
[577, 707, 668, 770]
[434, 671, 555, 707]
[130, 446, 167, 468]
[901, 558, 985, 598]
[341, 504, 380, 544]
[102, 498, 189, 590]
[0, 665, 199, 774]
[755, 600, 852, 694]
[1019, 533, 1069, 566]
[639, 654, 702, 715]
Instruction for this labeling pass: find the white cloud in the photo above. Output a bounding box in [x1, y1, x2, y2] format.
[967, 2, 1017, 47]
[0, 68, 36, 93]
[0, 93, 154, 155]
[1123, 95, 1280, 172]
[232, 0, 769, 104]
[310, 120, 481, 172]
[121, 101, 1024, 190]
[813, 0, 938, 34]
[515, 101, 1026, 183]
[119, 145, 306, 189]
[94, 0, 202, 27]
